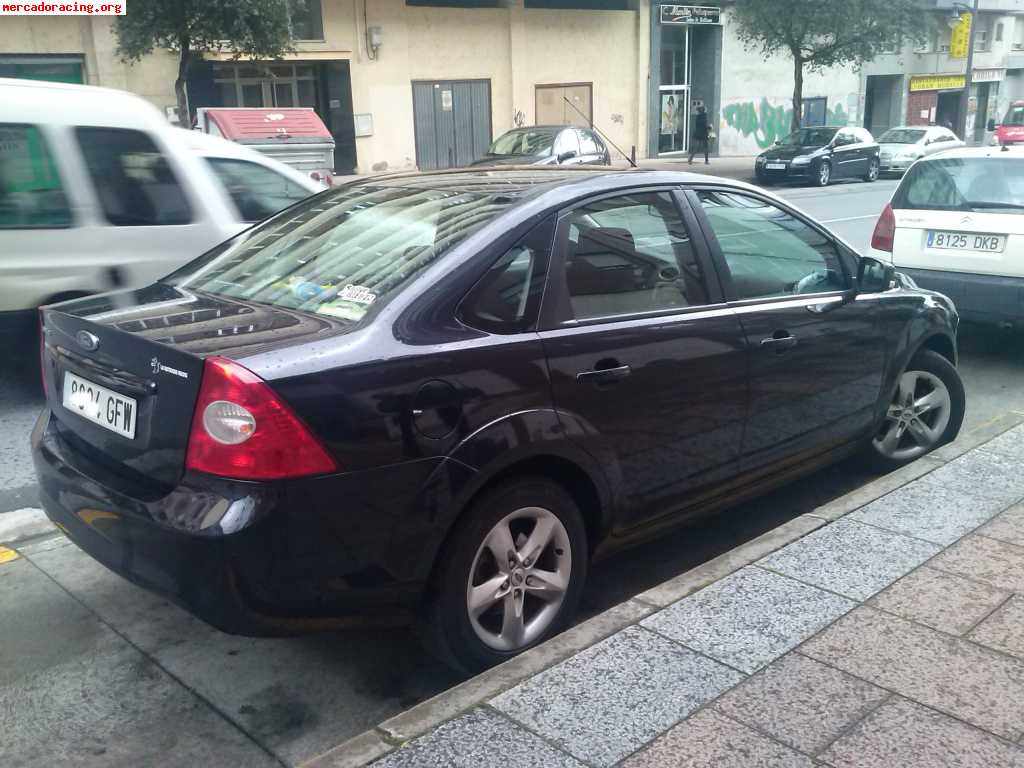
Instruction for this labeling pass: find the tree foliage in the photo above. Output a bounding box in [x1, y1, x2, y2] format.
[731, 0, 932, 133]
[114, 0, 298, 125]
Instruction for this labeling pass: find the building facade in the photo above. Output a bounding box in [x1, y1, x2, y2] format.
[862, 0, 1024, 144]
[0, 1, 863, 174]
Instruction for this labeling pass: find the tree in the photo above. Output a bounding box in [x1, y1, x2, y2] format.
[114, 0, 298, 126]
[731, 0, 931, 134]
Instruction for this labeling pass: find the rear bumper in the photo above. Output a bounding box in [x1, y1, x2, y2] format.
[31, 409, 431, 635]
[897, 267, 1024, 326]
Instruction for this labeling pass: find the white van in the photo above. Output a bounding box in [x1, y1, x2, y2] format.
[0, 79, 323, 351]
[869, 146, 1024, 327]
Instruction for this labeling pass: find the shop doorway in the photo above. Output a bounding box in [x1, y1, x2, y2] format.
[658, 23, 690, 155]
[936, 91, 962, 134]
[412, 79, 492, 170]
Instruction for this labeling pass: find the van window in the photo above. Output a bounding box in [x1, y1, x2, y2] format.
[0, 124, 72, 229]
[75, 128, 192, 226]
[205, 157, 313, 223]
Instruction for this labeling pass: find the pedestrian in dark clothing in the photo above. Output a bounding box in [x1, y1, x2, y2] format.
[689, 106, 711, 165]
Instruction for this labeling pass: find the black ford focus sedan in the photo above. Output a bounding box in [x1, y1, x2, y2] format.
[34, 168, 963, 671]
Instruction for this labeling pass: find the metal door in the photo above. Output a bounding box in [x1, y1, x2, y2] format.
[412, 80, 492, 170]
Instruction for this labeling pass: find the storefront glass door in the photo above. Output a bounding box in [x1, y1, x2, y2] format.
[658, 24, 690, 155]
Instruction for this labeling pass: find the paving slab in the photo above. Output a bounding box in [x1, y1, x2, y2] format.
[713, 652, 889, 755]
[490, 626, 744, 767]
[802, 606, 1024, 740]
[370, 708, 584, 768]
[976, 424, 1024, 462]
[977, 502, 1024, 548]
[849, 481, 1002, 546]
[868, 565, 1010, 636]
[820, 696, 1024, 768]
[759, 518, 940, 601]
[929, 534, 1024, 594]
[917, 448, 1024, 508]
[641, 566, 855, 674]
[969, 596, 1024, 660]
[621, 708, 814, 768]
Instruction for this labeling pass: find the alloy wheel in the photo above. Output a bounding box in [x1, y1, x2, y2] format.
[466, 506, 571, 652]
[867, 159, 880, 181]
[818, 163, 831, 186]
[873, 370, 951, 461]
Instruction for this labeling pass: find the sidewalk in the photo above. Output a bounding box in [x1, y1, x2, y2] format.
[618, 155, 760, 183]
[309, 415, 1024, 768]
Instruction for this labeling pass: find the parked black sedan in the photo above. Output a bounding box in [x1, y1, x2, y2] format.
[34, 168, 963, 672]
[756, 126, 881, 186]
[472, 125, 611, 167]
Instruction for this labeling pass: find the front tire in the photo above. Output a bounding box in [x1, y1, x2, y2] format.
[815, 161, 832, 187]
[419, 477, 588, 673]
[864, 157, 880, 182]
[865, 349, 965, 472]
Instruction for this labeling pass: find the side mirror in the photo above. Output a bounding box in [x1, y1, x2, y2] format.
[858, 257, 896, 293]
[988, 119, 998, 132]
[557, 150, 578, 163]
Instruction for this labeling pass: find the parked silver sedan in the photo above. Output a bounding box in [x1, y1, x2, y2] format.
[878, 126, 963, 176]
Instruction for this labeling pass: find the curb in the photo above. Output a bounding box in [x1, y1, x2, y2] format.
[0, 507, 54, 547]
[259, 411, 1024, 767]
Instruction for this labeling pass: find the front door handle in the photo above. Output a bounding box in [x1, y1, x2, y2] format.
[761, 331, 798, 352]
[577, 364, 632, 384]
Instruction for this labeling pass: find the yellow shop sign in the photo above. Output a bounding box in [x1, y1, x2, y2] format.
[910, 74, 966, 92]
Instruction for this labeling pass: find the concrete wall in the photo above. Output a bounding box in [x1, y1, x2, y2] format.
[716, 8, 861, 155]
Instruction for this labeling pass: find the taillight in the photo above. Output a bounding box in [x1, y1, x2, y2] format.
[186, 356, 337, 481]
[871, 203, 896, 253]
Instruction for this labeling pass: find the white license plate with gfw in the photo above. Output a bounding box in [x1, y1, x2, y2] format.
[62, 371, 137, 439]
[927, 230, 1006, 252]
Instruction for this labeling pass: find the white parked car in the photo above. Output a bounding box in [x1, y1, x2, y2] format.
[0, 78, 323, 352]
[876, 126, 963, 176]
[870, 146, 1024, 327]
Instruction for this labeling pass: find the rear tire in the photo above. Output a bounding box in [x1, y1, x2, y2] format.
[863, 349, 965, 473]
[419, 477, 588, 674]
[864, 157, 880, 182]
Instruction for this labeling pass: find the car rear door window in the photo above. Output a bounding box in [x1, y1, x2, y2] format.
[75, 127, 192, 226]
[205, 157, 312, 222]
[0, 124, 72, 229]
[562, 192, 708, 320]
[697, 190, 847, 300]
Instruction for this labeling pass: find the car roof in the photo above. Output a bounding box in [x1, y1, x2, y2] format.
[917, 145, 1024, 162]
[165, 128, 325, 192]
[0, 77, 167, 128]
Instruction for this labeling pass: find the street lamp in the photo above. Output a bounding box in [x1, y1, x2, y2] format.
[952, 0, 981, 142]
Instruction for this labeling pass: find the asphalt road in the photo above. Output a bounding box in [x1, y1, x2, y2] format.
[2, 177, 1024, 767]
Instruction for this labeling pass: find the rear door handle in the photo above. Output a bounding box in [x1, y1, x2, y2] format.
[760, 332, 798, 352]
[577, 364, 632, 384]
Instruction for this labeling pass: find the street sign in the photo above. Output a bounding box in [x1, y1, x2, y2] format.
[950, 12, 972, 59]
[660, 5, 722, 25]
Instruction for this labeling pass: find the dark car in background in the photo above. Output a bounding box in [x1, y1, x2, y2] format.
[756, 126, 880, 187]
[472, 125, 611, 167]
[34, 168, 963, 673]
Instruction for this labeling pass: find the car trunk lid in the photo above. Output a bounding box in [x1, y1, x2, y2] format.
[892, 209, 1024, 280]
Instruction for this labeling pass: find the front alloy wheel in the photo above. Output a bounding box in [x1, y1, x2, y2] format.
[467, 507, 571, 651]
[816, 161, 832, 187]
[873, 370, 951, 462]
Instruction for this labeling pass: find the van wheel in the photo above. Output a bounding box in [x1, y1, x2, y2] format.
[419, 477, 588, 674]
[864, 350, 965, 472]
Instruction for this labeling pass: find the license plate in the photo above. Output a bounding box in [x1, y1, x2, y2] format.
[926, 231, 1006, 252]
[766, 163, 787, 170]
[62, 371, 137, 439]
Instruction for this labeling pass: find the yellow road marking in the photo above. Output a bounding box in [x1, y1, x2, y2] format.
[0, 546, 19, 564]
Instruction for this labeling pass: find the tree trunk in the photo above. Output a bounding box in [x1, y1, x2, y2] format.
[175, 40, 191, 128]
[791, 54, 804, 134]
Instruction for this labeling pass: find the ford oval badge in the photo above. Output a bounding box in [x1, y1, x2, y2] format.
[76, 330, 100, 352]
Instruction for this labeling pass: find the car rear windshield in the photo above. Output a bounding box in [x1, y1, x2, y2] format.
[892, 157, 1024, 215]
[489, 129, 559, 157]
[879, 129, 926, 144]
[1004, 105, 1024, 126]
[780, 127, 838, 146]
[165, 184, 518, 323]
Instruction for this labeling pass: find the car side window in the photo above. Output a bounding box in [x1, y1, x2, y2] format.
[75, 127, 192, 226]
[562, 192, 709, 321]
[554, 129, 581, 158]
[697, 190, 848, 301]
[0, 124, 72, 229]
[205, 157, 312, 223]
[577, 130, 599, 155]
[461, 244, 546, 334]
[835, 132, 855, 147]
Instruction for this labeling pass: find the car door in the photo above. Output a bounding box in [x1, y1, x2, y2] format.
[539, 189, 749, 530]
[688, 186, 885, 475]
[831, 130, 865, 178]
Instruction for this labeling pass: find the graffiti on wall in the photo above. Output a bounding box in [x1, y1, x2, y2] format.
[719, 97, 849, 154]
